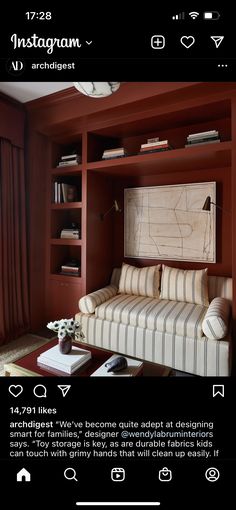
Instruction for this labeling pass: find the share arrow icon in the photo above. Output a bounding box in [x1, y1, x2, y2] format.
[211, 36, 224, 48]
[57, 385, 71, 397]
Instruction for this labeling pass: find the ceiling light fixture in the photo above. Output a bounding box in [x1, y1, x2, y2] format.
[73, 82, 120, 98]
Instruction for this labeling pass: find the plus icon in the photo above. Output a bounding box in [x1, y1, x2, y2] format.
[151, 35, 165, 49]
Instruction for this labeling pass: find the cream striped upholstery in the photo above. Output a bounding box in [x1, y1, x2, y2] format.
[208, 276, 232, 303]
[160, 265, 209, 306]
[95, 294, 206, 340]
[118, 263, 161, 298]
[75, 313, 229, 376]
[79, 285, 117, 314]
[202, 298, 231, 340]
[110, 268, 233, 304]
[76, 269, 232, 376]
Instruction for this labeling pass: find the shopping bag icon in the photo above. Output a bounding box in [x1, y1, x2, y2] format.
[158, 467, 172, 482]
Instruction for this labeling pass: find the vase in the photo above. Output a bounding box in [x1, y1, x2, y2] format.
[58, 336, 72, 354]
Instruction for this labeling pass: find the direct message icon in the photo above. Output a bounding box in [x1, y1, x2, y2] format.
[158, 467, 172, 482]
[57, 385, 71, 397]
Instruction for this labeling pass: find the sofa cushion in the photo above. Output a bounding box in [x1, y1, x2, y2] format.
[95, 294, 206, 340]
[202, 297, 230, 340]
[79, 285, 117, 314]
[160, 265, 209, 306]
[118, 263, 161, 298]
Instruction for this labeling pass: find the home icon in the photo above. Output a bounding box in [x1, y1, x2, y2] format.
[16, 468, 31, 482]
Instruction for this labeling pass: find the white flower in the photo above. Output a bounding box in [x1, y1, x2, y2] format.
[47, 321, 60, 331]
[47, 317, 84, 340]
[58, 329, 66, 339]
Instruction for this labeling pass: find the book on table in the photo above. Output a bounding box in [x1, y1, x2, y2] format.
[37, 345, 91, 374]
[90, 354, 143, 377]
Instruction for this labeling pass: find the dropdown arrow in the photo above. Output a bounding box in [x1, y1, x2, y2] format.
[86, 41, 93, 45]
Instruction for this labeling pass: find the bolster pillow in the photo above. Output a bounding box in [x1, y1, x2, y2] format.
[79, 285, 117, 314]
[202, 297, 231, 340]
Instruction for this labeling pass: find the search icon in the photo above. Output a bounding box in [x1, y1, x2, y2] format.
[33, 384, 47, 398]
[64, 468, 78, 482]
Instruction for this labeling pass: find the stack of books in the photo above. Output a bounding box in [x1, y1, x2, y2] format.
[53, 183, 78, 203]
[139, 139, 172, 154]
[60, 260, 80, 276]
[185, 130, 220, 147]
[90, 354, 143, 377]
[102, 147, 127, 160]
[57, 153, 81, 167]
[60, 227, 80, 240]
[37, 345, 91, 374]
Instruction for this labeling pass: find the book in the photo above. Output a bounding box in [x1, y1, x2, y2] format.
[102, 155, 126, 160]
[187, 134, 219, 142]
[143, 139, 169, 147]
[141, 140, 169, 148]
[57, 160, 79, 167]
[61, 265, 80, 271]
[103, 147, 125, 154]
[187, 130, 218, 139]
[61, 153, 81, 160]
[139, 148, 171, 154]
[37, 345, 91, 374]
[61, 268, 80, 273]
[90, 354, 143, 377]
[147, 137, 160, 143]
[186, 137, 220, 144]
[140, 143, 170, 151]
[102, 147, 127, 159]
[60, 230, 80, 239]
[185, 139, 221, 147]
[54, 182, 58, 203]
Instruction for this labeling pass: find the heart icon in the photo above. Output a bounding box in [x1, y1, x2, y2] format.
[180, 36, 195, 49]
[9, 385, 23, 397]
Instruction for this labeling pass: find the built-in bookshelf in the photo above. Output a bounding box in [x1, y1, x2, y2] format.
[36, 87, 233, 321]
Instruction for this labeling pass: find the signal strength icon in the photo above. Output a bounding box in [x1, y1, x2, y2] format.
[172, 12, 185, 20]
[189, 11, 200, 19]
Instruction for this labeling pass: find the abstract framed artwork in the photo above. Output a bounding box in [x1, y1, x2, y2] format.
[124, 182, 216, 262]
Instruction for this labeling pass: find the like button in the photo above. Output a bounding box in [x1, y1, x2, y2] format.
[8, 385, 23, 397]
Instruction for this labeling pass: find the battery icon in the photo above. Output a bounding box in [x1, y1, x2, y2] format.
[204, 11, 220, 19]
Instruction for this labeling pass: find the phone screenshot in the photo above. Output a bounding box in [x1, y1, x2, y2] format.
[0, 6, 235, 509]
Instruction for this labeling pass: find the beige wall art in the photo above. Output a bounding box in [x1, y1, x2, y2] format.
[124, 182, 216, 262]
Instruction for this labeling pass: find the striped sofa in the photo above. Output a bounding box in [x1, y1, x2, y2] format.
[76, 268, 232, 376]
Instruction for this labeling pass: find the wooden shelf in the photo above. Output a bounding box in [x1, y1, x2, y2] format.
[51, 202, 82, 210]
[50, 273, 82, 283]
[87, 141, 232, 177]
[50, 239, 82, 246]
[51, 164, 82, 175]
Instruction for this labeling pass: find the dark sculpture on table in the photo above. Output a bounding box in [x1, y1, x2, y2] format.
[105, 356, 128, 373]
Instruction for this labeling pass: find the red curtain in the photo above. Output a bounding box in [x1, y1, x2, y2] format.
[0, 138, 30, 344]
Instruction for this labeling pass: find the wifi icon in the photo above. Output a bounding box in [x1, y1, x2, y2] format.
[189, 11, 200, 19]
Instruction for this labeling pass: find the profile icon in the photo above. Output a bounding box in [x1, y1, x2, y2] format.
[205, 467, 220, 482]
